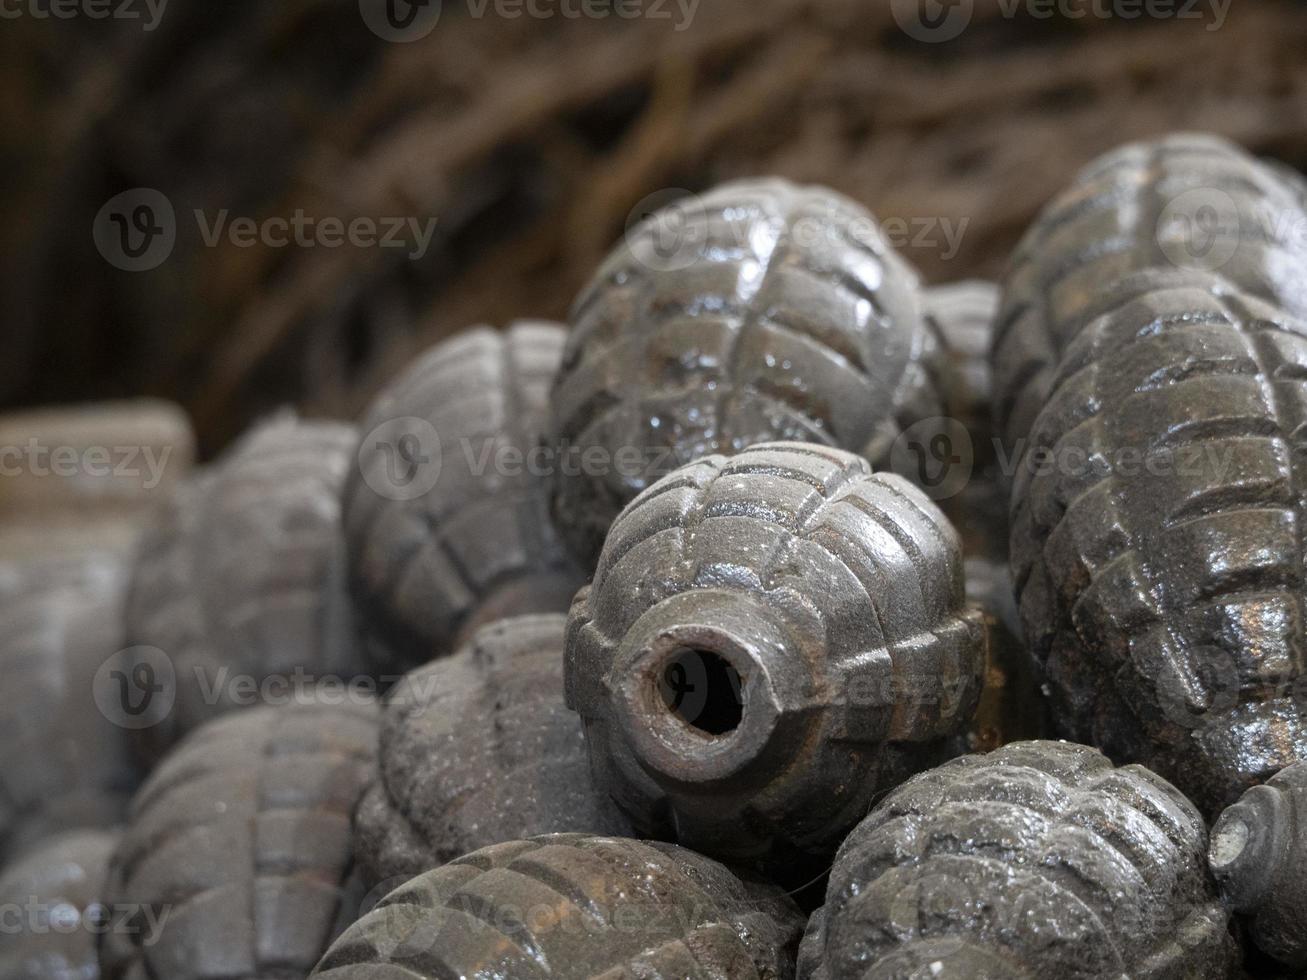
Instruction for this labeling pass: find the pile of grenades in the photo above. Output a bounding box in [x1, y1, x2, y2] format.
[3, 133, 1306, 980]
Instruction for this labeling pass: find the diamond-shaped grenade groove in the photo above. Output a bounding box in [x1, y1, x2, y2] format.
[1209, 759, 1307, 970]
[344, 321, 584, 672]
[565, 441, 987, 873]
[549, 178, 943, 565]
[311, 834, 806, 980]
[799, 741, 1238, 980]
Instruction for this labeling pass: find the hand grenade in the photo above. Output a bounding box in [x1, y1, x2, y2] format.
[799, 741, 1238, 980]
[123, 413, 364, 762]
[992, 132, 1307, 451]
[566, 442, 986, 874]
[345, 322, 584, 672]
[311, 834, 805, 979]
[0, 553, 137, 862]
[549, 178, 942, 565]
[100, 702, 378, 980]
[0, 828, 119, 980]
[354, 614, 631, 887]
[1210, 760, 1307, 970]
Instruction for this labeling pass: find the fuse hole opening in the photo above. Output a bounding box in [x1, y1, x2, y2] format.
[657, 647, 744, 736]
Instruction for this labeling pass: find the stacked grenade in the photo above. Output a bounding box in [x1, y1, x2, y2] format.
[996, 133, 1307, 812]
[312, 834, 806, 979]
[566, 441, 987, 875]
[799, 741, 1238, 979]
[345, 322, 584, 672]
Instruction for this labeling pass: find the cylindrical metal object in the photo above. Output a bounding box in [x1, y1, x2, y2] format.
[566, 441, 986, 874]
[312, 834, 806, 979]
[354, 614, 631, 887]
[0, 828, 119, 980]
[799, 740, 1238, 980]
[345, 322, 584, 673]
[549, 178, 941, 565]
[123, 413, 364, 763]
[100, 702, 378, 980]
[0, 553, 138, 863]
[1210, 760, 1307, 970]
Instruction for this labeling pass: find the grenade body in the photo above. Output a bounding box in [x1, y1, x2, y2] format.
[123, 414, 364, 762]
[1209, 760, 1307, 969]
[550, 178, 941, 565]
[345, 322, 584, 673]
[566, 442, 986, 874]
[0, 828, 119, 980]
[0, 553, 138, 861]
[1008, 270, 1307, 812]
[799, 741, 1238, 980]
[993, 132, 1307, 451]
[354, 614, 631, 887]
[100, 702, 377, 980]
[312, 834, 805, 979]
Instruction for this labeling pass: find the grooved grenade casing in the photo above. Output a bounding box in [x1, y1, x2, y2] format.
[549, 178, 941, 565]
[311, 834, 806, 980]
[345, 322, 584, 672]
[1210, 760, 1307, 969]
[565, 442, 986, 872]
[799, 741, 1238, 980]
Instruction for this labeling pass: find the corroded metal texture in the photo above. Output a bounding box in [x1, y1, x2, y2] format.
[0, 828, 119, 980]
[123, 414, 364, 763]
[566, 441, 986, 873]
[311, 834, 805, 979]
[992, 132, 1307, 452]
[1007, 272, 1307, 814]
[100, 703, 377, 980]
[345, 322, 584, 673]
[0, 553, 138, 862]
[924, 280, 1000, 446]
[1210, 760, 1307, 969]
[799, 741, 1238, 980]
[549, 178, 941, 565]
[354, 614, 632, 887]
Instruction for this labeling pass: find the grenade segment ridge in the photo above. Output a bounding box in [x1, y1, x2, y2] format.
[566, 441, 986, 872]
[799, 741, 1238, 980]
[0, 553, 138, 862]
[993, 132, 1307, 450]
[0, 829, 119, 980]
[1210, 760, 1307, 969]
[123, 413, 364, 763]
[550, 177, 941, 565]
[344, 322, 584, 672]
[354, 614, 632, 887]
[100, 702, 378, 980]
[1009, 274, 1307, 812]
[923, 279, 1000, 445]
[311, 834, 805, 980]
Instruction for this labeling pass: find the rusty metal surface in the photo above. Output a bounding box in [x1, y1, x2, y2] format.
[354, 614, 632, 887]
[992, 133, 1307, 452]
[799, 740, 1237, 980]
[549, 178, 942, 566]
[0, 553, 137, 863]
[0, 828, 119, 980]
[312, 833, 805, 979]
[122, 414, 363, 764]
[100, 703, 378, 980]
[1210, 760, 1307, 970]
[345, 322, 584, 673]
[565, 441, 986, 875]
